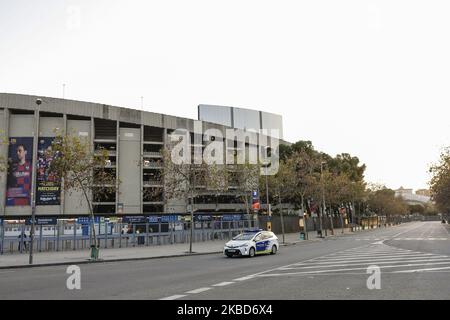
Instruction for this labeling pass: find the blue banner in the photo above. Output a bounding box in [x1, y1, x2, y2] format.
[122, 216, 147, 223]
[222, 215, 242, 221]
[147, 216, 159, 223]
[161, 215, 178, 222]
[77, 216, 101, 225]
[25, 217, 57, 226]
[195, 215, 212, 221]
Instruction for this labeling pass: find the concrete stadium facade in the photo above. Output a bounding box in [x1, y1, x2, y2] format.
[0, 93, 284, 219]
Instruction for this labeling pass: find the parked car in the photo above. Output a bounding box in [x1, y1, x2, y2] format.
[223, 229, 279, 258]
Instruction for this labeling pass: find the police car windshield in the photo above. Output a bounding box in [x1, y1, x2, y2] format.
[233, 233, 256, 241]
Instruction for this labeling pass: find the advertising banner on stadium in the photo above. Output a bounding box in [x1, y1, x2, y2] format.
[6, 137, 33, 206]
[36, 137, 60, 205]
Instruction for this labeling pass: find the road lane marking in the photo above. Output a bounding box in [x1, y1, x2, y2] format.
[393, 266, 450, 273]
[280, 258, 450, 270]
[309, 253, 437, 262]
[160, 295, 187, 300]
[256, 261, 450, 276]
[185, 287, 212, 294]
[298, 255, 449, 265]
[212, 282, 234, 287]
[233, 276, 255, 281]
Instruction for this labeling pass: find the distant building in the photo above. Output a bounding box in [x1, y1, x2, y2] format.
[395, 187, 431, 206]
[416, 189, 431, 197]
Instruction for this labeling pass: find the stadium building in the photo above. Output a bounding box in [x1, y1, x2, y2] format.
[0, 93, 284, 219]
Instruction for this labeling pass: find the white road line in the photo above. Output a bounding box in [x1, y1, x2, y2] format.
[258, 261, 450, 276]
[332, 249, 407, 254]
[393, 266, 450, 273]
[233, 276, 255, 281]
[309, 253, 437, 262]
[280, 258, 450, 270]
[321, 251, 431, 257]
[159, 295, 187, 300]
[0, 271, 16, 274]
[185, 287, 212, 294]
[391, 223, 424, 238]
[294, 256, 448, 266]
[212, 282, 234, 287]
[323, 250, 415, 257]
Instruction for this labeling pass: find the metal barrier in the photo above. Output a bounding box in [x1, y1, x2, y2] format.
[0, 218, 256, 255]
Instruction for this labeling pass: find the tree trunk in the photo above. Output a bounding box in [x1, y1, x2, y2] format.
[279, 192, 285, 244]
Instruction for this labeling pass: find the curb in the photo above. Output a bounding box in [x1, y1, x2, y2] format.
[0, 251, 222, 270]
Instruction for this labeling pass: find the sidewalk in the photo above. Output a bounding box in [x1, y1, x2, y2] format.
[0, 227, 388, 269]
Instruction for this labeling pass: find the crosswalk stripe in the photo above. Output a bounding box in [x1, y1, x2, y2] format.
[281, 258, 450, 270]
[393, 266, 450, 273]
[257, 242, 450, 276]
[299, 255, 447, 265]
[310, 253, 437, 262]
[258, 261, 450, 276]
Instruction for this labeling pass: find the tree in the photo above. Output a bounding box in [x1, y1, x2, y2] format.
[429, 147, 450, 213]
[264, 158, 298, 243]
[327, 153, 366, 183]
[161, 143, 228, 253]
[367, 186, 408, 218]
[48, 132, 118, 260]
[229, 161, 260, 216]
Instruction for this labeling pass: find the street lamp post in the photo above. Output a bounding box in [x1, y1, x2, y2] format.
[320, 161, 327, 237]
[29, 98, 42, 264]
[264, 147, 271, 231]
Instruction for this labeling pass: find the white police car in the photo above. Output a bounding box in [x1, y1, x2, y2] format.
[223, 229, 279, 258]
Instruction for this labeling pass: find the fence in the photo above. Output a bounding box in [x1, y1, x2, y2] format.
[0, 217, 256, 255]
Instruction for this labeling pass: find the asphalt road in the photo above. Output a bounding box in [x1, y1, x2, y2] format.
[1, 221, 449, 300]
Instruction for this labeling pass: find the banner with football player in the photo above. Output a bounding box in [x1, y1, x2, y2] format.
[36, 137, 61, 205]
[6, 137, 34, 206]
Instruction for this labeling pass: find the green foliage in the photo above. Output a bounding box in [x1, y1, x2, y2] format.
[367, 187, 408, 216]
[429, 147, 450, 213]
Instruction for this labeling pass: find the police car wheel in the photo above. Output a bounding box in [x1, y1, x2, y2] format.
[249, 247, 255, 257]
[271, 245, 277, 255]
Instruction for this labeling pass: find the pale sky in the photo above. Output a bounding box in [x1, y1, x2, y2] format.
[1, 0, 449, 191]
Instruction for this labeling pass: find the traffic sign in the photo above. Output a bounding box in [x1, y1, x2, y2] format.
[25, 217, 57, 226]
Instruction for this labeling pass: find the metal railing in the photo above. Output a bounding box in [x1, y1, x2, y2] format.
[0, 218, 256, 255]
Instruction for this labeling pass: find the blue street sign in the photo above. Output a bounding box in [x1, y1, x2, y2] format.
[77, 216, 101, 225]
[161, 215, 178, 222]
[252, 190, 259, 200]
[194, 215, 212, 221]
[147, 216, 159, 223]
[122, 216, 147, 223]
[25, 217, 57, 226]
[223, 215, 242, 221]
